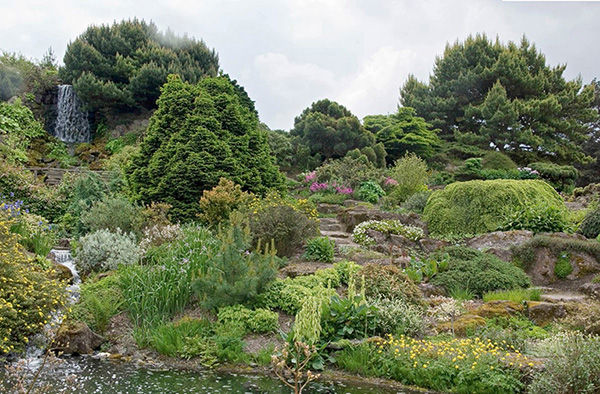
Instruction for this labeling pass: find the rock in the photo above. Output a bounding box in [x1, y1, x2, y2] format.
[466, 231, 533, 262]
[437, 314, 486, 336]
[526, 301, 566, 326]
[51, 263, 74, 284]
[418, 283, 446, 297]
[419, 238, 449, 253]
[316, 203, 343, 214]
[367, 230, 419, 255]
[472, 300, 524, 318]
[580, 282, 600, 300]
[56, 238, 71, 249]
[54, 321, 105, 355]
[337, 206, 426, 233]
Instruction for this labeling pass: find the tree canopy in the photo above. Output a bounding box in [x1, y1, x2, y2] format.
[60, 19, 219, 114]
[290, 99, 375, 162]
[363, 107, 439, 163]
[127, 75, 283, 221]
[400, 34, 598, 164]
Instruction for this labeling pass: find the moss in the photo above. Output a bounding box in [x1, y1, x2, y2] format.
[472, 301, 524, 319]
[423, 179, 565, 237]
[437, 314, 487, 336]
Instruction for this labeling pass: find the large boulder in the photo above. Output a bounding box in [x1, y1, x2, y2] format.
[54, 321, 105, 355]
[526, 301, 566, 326]
[337, 206, 426, 233]
[580, 282, 600, 300]
[466, 231, 533, 262]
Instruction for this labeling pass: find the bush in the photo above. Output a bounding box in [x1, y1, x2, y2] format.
[529, 332, 600, 394]
[554, 252, 573, 279]
[386, 153, 429, 204]
[579, 205, 600, 239]
[192, 225, 278, 311]
[352, 220, 424, 247]
[139, 224, 182, 253]
[357, 181, 385, 203]
[80, 195, 141, 235]
[70, 273, 124, 333]
[401, 190, 432, 214]
[358, 264, 423, 306]
[0, 99, 45, 164]
[321, 294, 378, 341]
[76, 229, 140, 275]
[498, 202, 568, 233]
[303, 237, 335, 263]
[314, 154, 383, 190]
[481, 151, 517, 170]
[248, 193, 319, 257]
[0, 214, 67, 354]
[370, 297, 425, 337]
[430, 247, 531, 297]
[197, 178, 251, 227]
[217, 305, 279, 334]
[423, 179, 566, 237]
[529, 162, 579, 193]
[333, 260, 362, 285]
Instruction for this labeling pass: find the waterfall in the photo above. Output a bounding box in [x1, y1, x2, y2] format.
[54, 85, 91, 143]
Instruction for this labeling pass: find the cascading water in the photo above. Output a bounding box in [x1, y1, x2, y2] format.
[54, 85, 91, 143]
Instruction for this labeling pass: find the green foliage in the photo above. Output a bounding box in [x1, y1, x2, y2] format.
[528, 162, 579, 193]
[70, 273, 124, 333]
[247, 193, 319, 257]
[217, 305, 279, 334]
[579, 204, 600, 239]
[291, 99, 375, 162]
[357, 181, 385, 203]
[121, 225, 217, 327]
[0, 99, 45, 163]
[60, 19, 219, 113]
[0, 50, 58, 104]
[498, 202, 568, 233]
[192, 224, 278, 311]
[472, 316, 549, 353]
[352, 219, 424, 247]
[511, 234, 600, 271]
[0, 215, 67, 354]
[370, 297, 425, 337]
[431, 246, 531, 297]
[105, 132, 138, 154]
[554, 252, 573, 279]
[303, 237, 335, 263]
[386, 153, 429, 204]
[314, 154, 383, 190]
[80, 195, 141, 235]
[197, 178, 251, 227]
[76, 229, 140, 275]
[358, 264, 423, 306]
[266, 128, 294, 171]
[307, 192, 349, 205]
[423, 179, 566, 237]
[401, 190, 432, 214]
[529, 332, 600, 394]
[293, 296, 323, 344]
[364, 107, 440, 162]
[333, 260, 362, 285]
[481, 151, 517, 170]
[482, 288, 541, 303]
[401, 34, 598, 164]
[321, 294, 378, 341]
[127, 75, 283, 221]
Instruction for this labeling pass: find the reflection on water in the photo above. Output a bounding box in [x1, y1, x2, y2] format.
[1, 357, 416, 393]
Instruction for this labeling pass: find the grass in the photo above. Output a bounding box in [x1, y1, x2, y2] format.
[483, 288, 542, 303]
[449, 287, 474, 301]
[253, 344, 275, 366]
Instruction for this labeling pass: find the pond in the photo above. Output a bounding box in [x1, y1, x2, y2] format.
[1, 357, 418, 393]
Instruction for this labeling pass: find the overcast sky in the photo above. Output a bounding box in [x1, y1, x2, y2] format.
[1, 0, 599, 129]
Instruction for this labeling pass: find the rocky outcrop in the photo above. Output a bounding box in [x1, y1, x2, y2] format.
[337, 205, 426, 233]
[466, 231, 533, 262]
[54, 321, 105, 355]
[580, 282, 600, 300]
[526, 301, 566, 326]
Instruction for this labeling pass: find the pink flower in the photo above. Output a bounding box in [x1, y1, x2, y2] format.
[335, 186, 353, 195]
[384, 177, 398, 186]
[304, 171, 317, 183]
[309, 182, 329, 193]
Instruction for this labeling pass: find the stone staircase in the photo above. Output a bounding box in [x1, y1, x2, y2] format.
[319, 216, 359, 249]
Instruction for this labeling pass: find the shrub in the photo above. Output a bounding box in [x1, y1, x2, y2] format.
[423, 179, 566, 237]
[0, 99, 45, 164]
[529, 162, 579, 193]
[247, 193, 319, 257]
[430, 247, 531, 297]
[0, 214, 67, 354]
[579, 204, 600, 239]
[352, 220, 424, 247]
[498, 202, 568, 233]
[192, 225, 278, 311]
[121, 225, 217, 327]
[386, 153, 429, 204]
[554, 252, 573, 279]
[314, 154, 383, 190]
[197, 178, 251, 227]
[401, 190, 432, 214]
[358, 264, 423, 306]
[321, 294, 378, 341]
[76, 229, 140, 275]
[303, 237, 335, 263]
[307, 192, 349, 205]
[217, 305, 279, 334]
[333, 260, 362, 285]
[529, 332, 600, 394]
[80, 195, 141, 235]
[139, 224, 182, 253]
[481, 151, 517, 170]
[139, 202, 172, 230]
[357, 181, 385, 203]
[370, 297, 425, 337]
[70, 273, 124, 333]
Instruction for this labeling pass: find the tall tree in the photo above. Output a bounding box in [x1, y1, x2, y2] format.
[127, 75, 283, 221]
[400, 34, 598, 164]
[290, 99, 375, 162]
[363, 107, 439, 163]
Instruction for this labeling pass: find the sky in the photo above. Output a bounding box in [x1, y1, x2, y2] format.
[0, 0, 599, 130]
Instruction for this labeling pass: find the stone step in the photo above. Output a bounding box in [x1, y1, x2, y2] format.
[320, 223, 343, 232]
[321, 231, 349, 239]
[541, 293, 587, 303]
[319, 217, 340, 225]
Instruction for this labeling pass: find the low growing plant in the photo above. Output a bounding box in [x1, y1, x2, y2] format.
[217, 305, 279, 334]
[303, 237, 335, 263]
[352, 220, 424, 247]
[357, 181, 385, 204]
[76, 229, 140, 275]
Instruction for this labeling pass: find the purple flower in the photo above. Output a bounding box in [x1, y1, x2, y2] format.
[384, 177, 398, 186]
[304, 171, 317, 183]
[309, 182, 329, 193]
